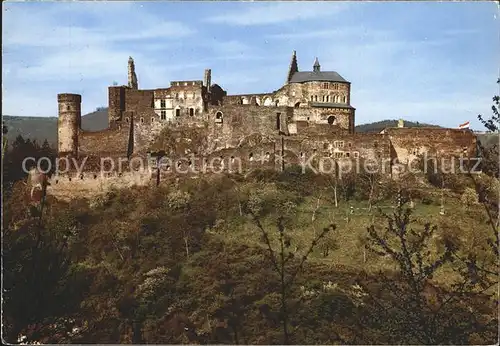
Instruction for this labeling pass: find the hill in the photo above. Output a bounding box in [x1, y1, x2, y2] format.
[2, 168, 498, 344]
[354, 119, 441, 133]
[3, 108, 109, 147]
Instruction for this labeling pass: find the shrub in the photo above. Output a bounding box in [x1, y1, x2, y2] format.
[461, 187, 478, 207]
[166, 190, 191, 210]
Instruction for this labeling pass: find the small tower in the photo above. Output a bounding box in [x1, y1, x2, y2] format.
[286, 50, 299, 83]
[128, 56, 138, 89]
[313, 57, 321, 72]
[204, 69, 212, 92]
[57, 93, 81, 157]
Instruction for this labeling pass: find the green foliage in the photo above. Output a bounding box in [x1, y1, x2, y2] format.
[2, 170, 497, 344]
[461, 187, 478, 207]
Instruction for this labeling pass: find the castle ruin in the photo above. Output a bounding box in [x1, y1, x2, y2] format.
[52, 52, 477, 199]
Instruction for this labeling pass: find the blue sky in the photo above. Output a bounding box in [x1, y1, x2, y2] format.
[2, 1, 499, 129]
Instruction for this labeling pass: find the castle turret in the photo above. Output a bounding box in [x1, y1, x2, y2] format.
[204, 69, 212, 92]
[57, 93, 81, 157]
[313, 57, 321, 72]
[286, 50, 299, 83]
[128, 56, 138, 89]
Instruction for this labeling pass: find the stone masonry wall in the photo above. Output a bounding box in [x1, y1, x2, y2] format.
[386, 128, 477, 164]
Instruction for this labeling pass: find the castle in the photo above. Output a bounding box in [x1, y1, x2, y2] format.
[51, 52, 477, 199]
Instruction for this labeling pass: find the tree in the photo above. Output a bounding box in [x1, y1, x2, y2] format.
[477, 78, 499, 177]
[360, 203, 497, 344]
[251, 215, 334, 344]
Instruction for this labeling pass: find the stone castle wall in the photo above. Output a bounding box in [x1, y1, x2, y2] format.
[51, 56, 478, 200]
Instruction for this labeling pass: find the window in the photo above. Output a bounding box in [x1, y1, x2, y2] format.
[189, 108, 194, 116]
[249, 153, 254, 161]
[160, 99, 166, 108]
[338, 141, 345, 148]
[327, 116, 335, 125]
[310, 96, 314, 101]
[125, 117, 129, 123]
[322, 95, 325, 102]
[175, 108, 181, 117]
[66, 105, 71, 111]
[161, 111, 166, 120]
[343, 96, 347, 103]
[276, 113, 281, 130]
[151, 117, 155, 122]
[353, 151, 359, 158]
[314, 95, 318, 102]
[323, 142, 329, 150]
[323, 82, 329, 89]
[346, 152, 350, 158]
[326, 95, 330, 102]
[215, 111, 223, 123]
[140, 117, 144, 123]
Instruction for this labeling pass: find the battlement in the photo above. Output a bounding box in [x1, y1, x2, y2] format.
[58, 93, 82, 103]
[171, 81, 203, 87]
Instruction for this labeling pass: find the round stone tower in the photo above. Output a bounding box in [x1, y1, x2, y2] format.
[57, 93, 81, 157]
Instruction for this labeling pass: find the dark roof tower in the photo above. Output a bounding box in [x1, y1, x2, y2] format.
[313, 57, 321, 72]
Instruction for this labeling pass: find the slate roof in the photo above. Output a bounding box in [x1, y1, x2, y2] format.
[289, 71, 348, 83]
[310, 102, 355, 109]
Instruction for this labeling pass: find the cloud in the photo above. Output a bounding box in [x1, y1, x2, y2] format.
[3, 2, 195, 49]
[2, 1, 496, 131]
[205, 2, 348, 26]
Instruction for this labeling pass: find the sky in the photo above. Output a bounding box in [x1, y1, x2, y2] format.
[2, 1, 499, 130]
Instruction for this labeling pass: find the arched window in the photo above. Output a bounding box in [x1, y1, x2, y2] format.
[215, 111, 223, 123]
[175, 108, 181, 117]
[189, 108, 194, 116]
[314, 95, 318, 102]
[125, 117, 129, 123]
[66, 105, 71, 111]
[140, 117, 144, 123]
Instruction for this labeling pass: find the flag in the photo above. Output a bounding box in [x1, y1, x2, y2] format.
[458, 121, 470, 129]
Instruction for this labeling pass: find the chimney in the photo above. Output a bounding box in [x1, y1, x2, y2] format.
[204, 69, 212, 92]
